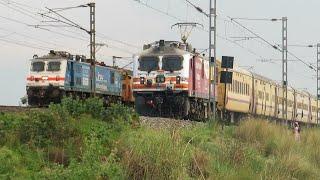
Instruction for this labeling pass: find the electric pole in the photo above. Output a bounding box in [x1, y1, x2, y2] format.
[38, 3, 96, 96]
[282, 17, 288, 125]
[317, 43, 320, 125]
[89, 2, 96, 96]
[208, 0, 217, 121]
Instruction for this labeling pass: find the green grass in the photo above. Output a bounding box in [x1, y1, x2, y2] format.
[1, 99, 320, 179]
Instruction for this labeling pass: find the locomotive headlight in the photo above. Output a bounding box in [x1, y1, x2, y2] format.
[42, 76, 48, 80]
[140, 77, 145, 84]
[176, 76, 181, 84]
[160, 77, 165, 83]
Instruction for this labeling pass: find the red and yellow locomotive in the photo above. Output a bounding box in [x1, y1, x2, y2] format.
[132, 40, 217, 119]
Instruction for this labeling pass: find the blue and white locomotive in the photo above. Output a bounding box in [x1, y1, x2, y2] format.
[26, 50, 123, 106]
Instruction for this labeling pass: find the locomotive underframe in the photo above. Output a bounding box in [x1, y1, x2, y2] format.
[27, 85, 122, 107]
[27, 85, 64, 106]
[134, 91, 209, 120]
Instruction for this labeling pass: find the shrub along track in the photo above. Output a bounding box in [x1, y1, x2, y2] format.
[0, 105, 200, 129]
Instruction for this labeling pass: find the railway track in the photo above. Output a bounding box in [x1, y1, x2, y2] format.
[0, 106, 38, 113]
[140, 116, 201, 129]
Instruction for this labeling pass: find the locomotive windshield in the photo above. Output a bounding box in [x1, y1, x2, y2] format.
[47, 61, 61, 71]
[139, 56, 159, 72]
[31, 61, 45, 72]
[162, 55, 183, 72]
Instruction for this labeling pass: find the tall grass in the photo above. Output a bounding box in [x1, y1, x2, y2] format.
[236, 119, 319, 179]
[1, 101, 320, 179]
[117, 119, 320, 179]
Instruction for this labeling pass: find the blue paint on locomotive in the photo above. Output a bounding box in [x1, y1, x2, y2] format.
[64, 61, 91, 92]
[63, 60, 122, 96]
[95, 66, 122, 96]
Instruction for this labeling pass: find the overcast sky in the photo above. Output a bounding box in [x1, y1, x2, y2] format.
[0, 0, 318, 105]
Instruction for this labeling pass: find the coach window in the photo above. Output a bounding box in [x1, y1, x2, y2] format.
[31, 61, 45, 72]
[242, 83, 244, 95]
[241, 83, 244, 94]
[246, 84, 248, 95]
[47, 61, 61, 71]
[236, 81, 239, 93]
[244, 84, 248, 95]
[235, 81, 238, 93]
[231, 80, 235, 92]
[236, 81, 239, 94]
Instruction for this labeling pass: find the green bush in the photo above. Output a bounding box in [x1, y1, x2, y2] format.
[3, 99, 320, 179]
[19, 109, 78, 148]
[49, 97, 85, 118]
[0, 114, 24, 146]
[83, 97, 105, 119]
[0, 147, 20, 178]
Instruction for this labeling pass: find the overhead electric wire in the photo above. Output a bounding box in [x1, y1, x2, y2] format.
[45, 4, 88, 14]
[133, 0, 182, 21]
[133, 0, 269, 60]
[1, 0, 139, 55]
[0, 15, 30, 25]
[42, 6, 90, 33]
[0, 38, 49, 51]
[229, 17, 280, 51]
[0, 27, 62, 47]
[287, 51, 316, 71]
[220, 13, 317, 87]
[134, 0, 317, 90]
[222, 16, 317, 72]
[96, 32, 140, 49]
[0, 0, 41, 22]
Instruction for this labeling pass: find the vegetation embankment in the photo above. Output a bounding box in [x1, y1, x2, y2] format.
[1, 97, 320, 179]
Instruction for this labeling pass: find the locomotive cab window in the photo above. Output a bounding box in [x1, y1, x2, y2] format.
[47, 61, 61, 71]
[162, 55, 183, 72]
[138, 56, 159, 73]
[31, 61, 45, 72]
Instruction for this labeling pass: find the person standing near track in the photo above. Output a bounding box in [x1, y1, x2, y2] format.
[293, 122, 301, 142]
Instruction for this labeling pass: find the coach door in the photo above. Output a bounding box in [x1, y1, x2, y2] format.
[263, 85, 266, 116]
[192, 57, 196, 93]
[253, 79, 258, 114]
[293, 90, 297, 120]
[274, 87, 278, 117]
[308, 95, 312, 124]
